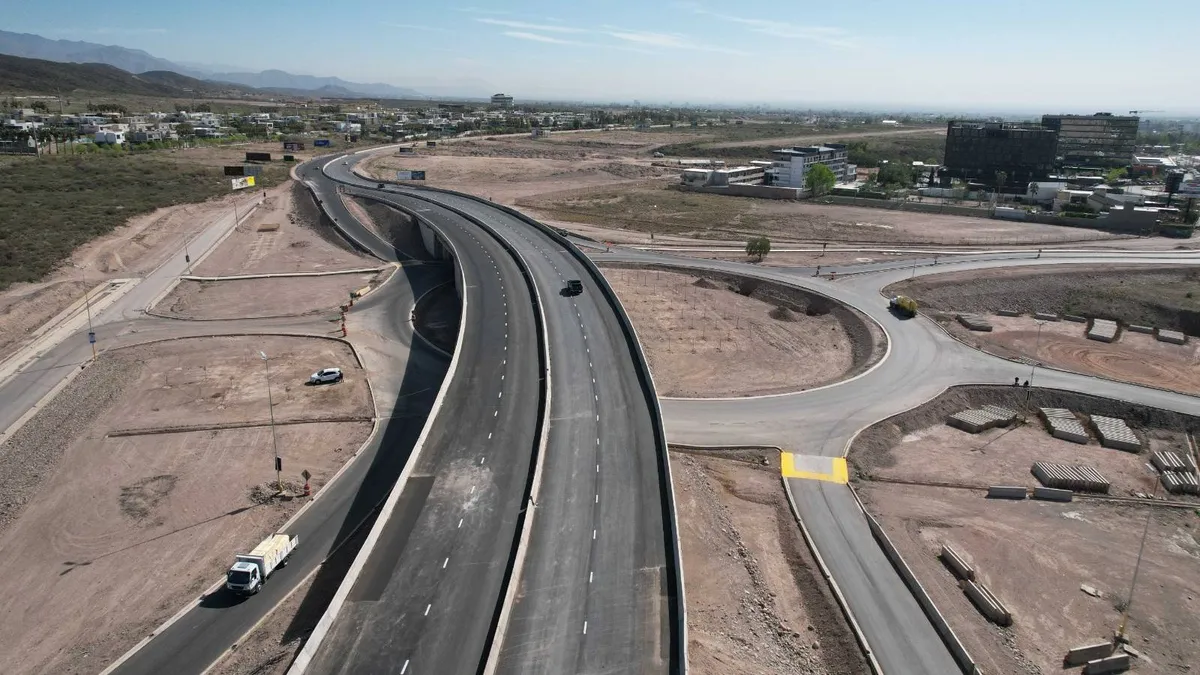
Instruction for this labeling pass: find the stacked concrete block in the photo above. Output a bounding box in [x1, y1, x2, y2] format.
[1161, 471, 1200, 495]
[1151, 451, 1190, 473]
[1039, 408, 1090, 443]
[1032, 462, 1110, 493]
[1089, 415, 1140, 452]
[1127, 324, 1153, 334]
[1064, 314, 1088, 323]
[997, 309, 1021, 317]
[1157, 329, 1186, 345]
[1087, 319, 1119, 343]
[947, 406, 1016, 433]
[1034, 311, 1059, 321]
[956, 313, 993, 331]
[961, 579, 1012, 626]
[940, 545, 976, 581]
[987, 485, 1028, 499]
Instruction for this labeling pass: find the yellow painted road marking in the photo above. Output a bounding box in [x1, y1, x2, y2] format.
[781, 453, 848, 484]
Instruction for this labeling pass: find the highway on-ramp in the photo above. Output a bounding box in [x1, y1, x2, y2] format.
[598, 246, 1200, 673]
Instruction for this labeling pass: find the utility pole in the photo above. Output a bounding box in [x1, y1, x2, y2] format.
[259, 351, 282, 492]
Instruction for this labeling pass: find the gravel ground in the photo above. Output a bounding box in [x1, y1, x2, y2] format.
[0, 357, 137, 536]
[671, 447, 867, 674]
[888, 264, 1200, 334]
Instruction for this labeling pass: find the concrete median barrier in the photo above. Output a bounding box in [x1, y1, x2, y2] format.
[1032, 486, 1073, 502]
[1084, 653, 1131, 674]
[987, 485, 1028, 499]
[1064, 642, 1115, 667]
[939, 545, 975, 582]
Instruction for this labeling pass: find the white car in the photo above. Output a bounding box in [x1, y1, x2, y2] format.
[308, 367, 343, 384]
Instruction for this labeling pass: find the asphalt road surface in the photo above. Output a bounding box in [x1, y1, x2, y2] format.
[316, 157, 676, 674]
[300, 183, 544, 674]
[600, 246, 1200, 673]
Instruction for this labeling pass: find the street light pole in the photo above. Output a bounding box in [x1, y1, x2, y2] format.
[1117, 478, 1159, 641]
[84, 286, 96, 360]
[259, 350, 282, 492]
[1029, 321, 1046, 383]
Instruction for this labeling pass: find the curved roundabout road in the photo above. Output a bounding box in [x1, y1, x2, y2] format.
[598, 245, 1200, 673]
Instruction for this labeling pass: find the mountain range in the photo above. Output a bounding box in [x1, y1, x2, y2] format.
[0, 30, 491, 99]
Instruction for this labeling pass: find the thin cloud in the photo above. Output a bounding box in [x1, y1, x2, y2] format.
[382, 23, 448, 32]
[684, 6, 857, 48]
[479, 18, 586, 33]
[453, 6, 511, 15]
[601, 27, 750, 55]
[502, 31, 582, 45]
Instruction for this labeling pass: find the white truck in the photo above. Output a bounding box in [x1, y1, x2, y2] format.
[225, 533, 297, 596]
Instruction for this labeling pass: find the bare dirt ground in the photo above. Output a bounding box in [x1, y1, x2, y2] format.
[946, 313, 1200, 395]
[523, 185, 1125, 247]
[888, 264, 1200, 334]
[0, 189, 263, 362]
[867, 422, 1188, 499]
[0, 335, 372, 675]
[157, 272, 381, 320]
[194, 182, 373, 276]
[361, 151, 674, 205]
[858, 482, 1200, 675]
[601, 267, 857, 397]
[701, 126, 945, 149]
[672, 447, 867, 675]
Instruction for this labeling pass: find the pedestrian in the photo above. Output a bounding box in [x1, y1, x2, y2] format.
[815, 265, 821, 277]
[1014, 377, 1020, 386]
[1023, 380, 1030, 388]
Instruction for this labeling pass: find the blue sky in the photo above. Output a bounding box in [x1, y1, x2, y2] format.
[6, 0, 1198, 111]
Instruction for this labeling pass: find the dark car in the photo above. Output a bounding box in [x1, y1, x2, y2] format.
[565, 279, 583, 295]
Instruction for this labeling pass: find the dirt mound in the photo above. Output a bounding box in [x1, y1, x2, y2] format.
[692, 278, 720, 289]
[118, 475, 178, 521]
[248, 480, 306, 504]
[770, 305, 798, 322]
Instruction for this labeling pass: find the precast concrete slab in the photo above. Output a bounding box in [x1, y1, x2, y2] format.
[1034, 312, 1060, 321]
[956, 313, 993, 332]
[1087, 319, 1119, 343]
[1157, 329, 1187, 344]
[1039, 408, 1089, 443]
[1089, 415, 1140, 451]
[1032, 461, 1110, 493]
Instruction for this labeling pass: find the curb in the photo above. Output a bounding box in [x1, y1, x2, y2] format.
[181, 266, 389, 282]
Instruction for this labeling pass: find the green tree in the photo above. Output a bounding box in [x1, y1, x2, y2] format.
[876, 162, 913, 188]
[805, 163, 837, 196]
[994, 170, 1008, 194]
[745, 236, 771, 261]
[1105, 167, 1128, 183]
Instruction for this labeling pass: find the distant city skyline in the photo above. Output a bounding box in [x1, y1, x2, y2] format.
[5, 0, 1199, 113]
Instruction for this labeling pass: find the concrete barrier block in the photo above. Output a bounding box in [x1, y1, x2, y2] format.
[1127, 324, 1153, 334]
[1033, 487, 1073, 502]
[1064, 314, 1088, 323]
[940, 545, 976, 581]
[997, 309, 1021, 317]
[1034, 311, 1059, 321]
[1064, 642, 1115, 667]
[1084, 653, 1130, 674]
[956, 313, 994, 331]
[962, 580, 1012, 626]
[987, 485, 1027, 499]
[1088, 319, 1119, 343]
[1157, 329, 1186, 344]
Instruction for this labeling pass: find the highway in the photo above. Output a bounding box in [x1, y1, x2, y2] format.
[301, 186, 545, 675]
[308, 156, 678, 674]
[599, 246, 1200, 673]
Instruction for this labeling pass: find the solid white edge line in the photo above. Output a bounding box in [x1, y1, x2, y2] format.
[287, 180, 472, 675]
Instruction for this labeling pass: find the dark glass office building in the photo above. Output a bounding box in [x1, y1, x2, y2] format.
[942, 121, 1057, 188]
[1041, 113, 1139, 168]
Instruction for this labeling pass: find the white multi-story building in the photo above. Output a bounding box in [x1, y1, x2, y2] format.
[769, 143, 854, 188]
